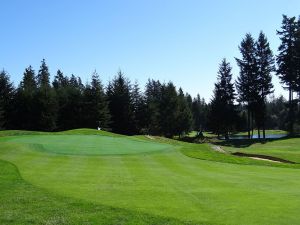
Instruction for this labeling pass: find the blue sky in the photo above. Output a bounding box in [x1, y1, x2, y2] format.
[1, 0, 300, 101]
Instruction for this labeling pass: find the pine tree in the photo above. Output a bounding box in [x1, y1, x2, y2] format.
[37, 59, 51, 89]
[132, 81, 147, 133]
[297, 17, 300, 88]
[236, 33, 259, 138]
[255, 31, 275, 139]
[67, 75, 85, 128]
[0, 70, 15, 129]
[144, 79, 162, 135]
[209, 59, 236, 139]
[276, 15, 299, 134]
[15, 66, 38, 130]
[176, 88, 193, 137]
[0, 98, 4, 129]
[53, 70, 70, 130]
[106, 71, 134, 134]
[36, 59, 57, 131]
[53, 69, 68, 89]
[159, 82, 179, 137]
[83, 71, 110, 129]
[185, 93, 193, 113]
[265, 95, 288, 130]
[192, 94, 207, 134]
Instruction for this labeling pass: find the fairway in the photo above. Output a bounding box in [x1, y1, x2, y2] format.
[1, 130, 300, 225]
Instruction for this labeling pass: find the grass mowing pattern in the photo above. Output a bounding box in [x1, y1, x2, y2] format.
[3, 135, 172, 155]
[0, 159, 196, 225]
[1, 130, 300, 224]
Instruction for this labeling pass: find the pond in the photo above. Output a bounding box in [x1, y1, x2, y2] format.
[221, 133, 287, 140]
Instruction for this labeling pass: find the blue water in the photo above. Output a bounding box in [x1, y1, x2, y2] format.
[227, 133, 287, 140]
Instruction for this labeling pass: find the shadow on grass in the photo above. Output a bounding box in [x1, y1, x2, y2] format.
[212, 135, 300, 148]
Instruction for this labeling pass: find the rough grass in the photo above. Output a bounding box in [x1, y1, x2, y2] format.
[181, 143, 300, 168]
[1, 129, 300, 224]
[219, 137, 300, 163]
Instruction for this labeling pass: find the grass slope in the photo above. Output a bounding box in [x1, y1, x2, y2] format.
[3, 135, 172, 155]
[0, 159, 192, 225]
[218, 137, 300, 163]
[1, 129, 300, 224]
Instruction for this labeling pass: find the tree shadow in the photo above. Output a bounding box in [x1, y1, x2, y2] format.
[212, 135, 299, 148]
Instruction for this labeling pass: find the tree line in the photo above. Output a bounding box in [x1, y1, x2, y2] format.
[208, 14, 300, 139]
[0, 60, 207, 137]
[1, 15, 300, 138]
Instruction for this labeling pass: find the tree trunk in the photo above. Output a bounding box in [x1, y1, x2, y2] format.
[247, 107, 251, 139]
[263, 122, 266, 139]
[289, 86, 294, 135]
[251, 111, 254, 139]
[262, 104, 266, 140]
[225, 131, 229, 140]
[258, 128, 260, 139]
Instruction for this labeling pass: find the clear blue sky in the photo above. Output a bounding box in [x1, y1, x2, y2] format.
[1, 0, 300, 101]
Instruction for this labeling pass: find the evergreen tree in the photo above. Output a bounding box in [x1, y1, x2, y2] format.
[132, 80, 147, 133]
[176, 88, 193, 137]
[255, 31, 275, 138]
[68, 75, 85, 128]
[15, 66, 38, 130]
[37, 59, 51, 89]
[236, 33, 259, 138]
[265, 95, 288, 130]
[0, 70, 15, 129]
[106, 71, 134, 134]
[144, 79, 162, 135]
[53, 70, 70, 130]
[192, 94, 207, 133]
[0, 98, 4, 129]
[159, 82, 179, 137]
[82, 71, 110, 129]
[276, 15, 299, 134]
[53, 69, 68, 89]
[185, 93, 193, 114]
[297, 17, 300, 99]
[36, 59, 57, 131]
[209, 59, 236, 139]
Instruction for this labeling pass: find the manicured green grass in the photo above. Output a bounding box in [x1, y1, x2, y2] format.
[180, 143, 299, 168]
[1, 129, 300, 224]
[0, 159, 189, 225]
[0, 128, 124, 137]
[3, 135, 172, 155]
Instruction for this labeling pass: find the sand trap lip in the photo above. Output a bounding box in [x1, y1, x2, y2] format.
[248, 157, 282, 163]
[145, 135, 155, 140]
[210, 144, 227, 153]
[232, 152, 296, 164]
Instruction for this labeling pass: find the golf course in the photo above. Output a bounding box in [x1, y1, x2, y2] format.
[1, 129, 300, 225]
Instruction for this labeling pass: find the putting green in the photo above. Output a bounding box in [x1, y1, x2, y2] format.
[3, 135, 173, 155]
